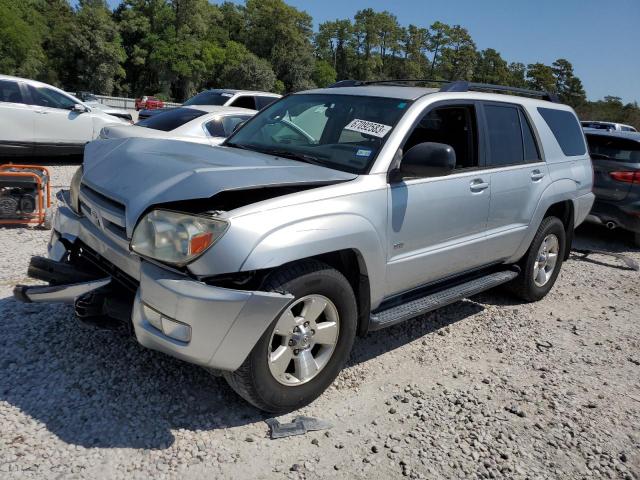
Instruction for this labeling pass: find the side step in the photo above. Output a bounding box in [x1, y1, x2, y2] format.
[369, 270, 518, 331]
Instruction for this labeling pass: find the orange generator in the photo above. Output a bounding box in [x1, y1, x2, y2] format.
[0, 164, 52, 229]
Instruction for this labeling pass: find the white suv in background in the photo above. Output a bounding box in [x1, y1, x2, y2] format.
[0, 75, 128, 157]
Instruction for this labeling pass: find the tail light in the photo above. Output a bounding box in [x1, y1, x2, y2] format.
[609, 171, 640, 184]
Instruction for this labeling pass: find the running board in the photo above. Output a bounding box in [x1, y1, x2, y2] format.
[369, 270, 518, 331]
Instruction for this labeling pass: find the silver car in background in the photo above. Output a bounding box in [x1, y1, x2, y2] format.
[15, 80, 594, 413]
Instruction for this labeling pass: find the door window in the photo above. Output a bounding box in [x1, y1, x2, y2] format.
[0, 80, 24, 103]
[28, 86, 76, 110]
[402, 105, 479, 173]
[484, 105, 523, 166]
[229, 95, 257, 110]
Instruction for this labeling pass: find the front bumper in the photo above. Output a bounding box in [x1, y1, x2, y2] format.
[17, 193, 293, 371]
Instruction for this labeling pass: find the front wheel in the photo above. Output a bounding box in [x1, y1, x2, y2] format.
[509, 216, 566, 302]
[224, 260, 357, 413]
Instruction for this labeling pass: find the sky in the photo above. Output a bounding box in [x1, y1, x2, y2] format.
[103, 0, 640, 103]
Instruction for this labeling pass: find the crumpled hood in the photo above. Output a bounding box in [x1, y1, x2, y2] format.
[82, 138, 356, 231]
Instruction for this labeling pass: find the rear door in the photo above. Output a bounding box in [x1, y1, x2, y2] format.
[481, 102, 550, 262]
[0, 79, 35, 155]
[586, 133, 640, 201]
[26, 85, 94, 148]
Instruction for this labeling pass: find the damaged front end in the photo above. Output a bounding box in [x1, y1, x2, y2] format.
[13, 188, 294, 371]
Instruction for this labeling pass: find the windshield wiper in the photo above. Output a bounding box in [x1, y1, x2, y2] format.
[224, 141, 251, 151]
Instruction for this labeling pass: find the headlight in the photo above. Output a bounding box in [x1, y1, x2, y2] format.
[69, 166, 83, 214]
[130, 210, 228, 266]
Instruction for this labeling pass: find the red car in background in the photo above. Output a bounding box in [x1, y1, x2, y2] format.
[134, 96, 164, 111]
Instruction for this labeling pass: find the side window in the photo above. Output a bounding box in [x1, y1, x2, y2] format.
[229, 95, 257, 110]
[28, 86, 76, 110]
[0, 80, 24, 104]
[255, 96, 278, 110]
[537, 107, 586, 156]
[484, 104, 524, 166]
[402, 105, 479, 171]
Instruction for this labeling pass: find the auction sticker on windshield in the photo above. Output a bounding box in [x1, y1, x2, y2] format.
[344, 119, 392, 138]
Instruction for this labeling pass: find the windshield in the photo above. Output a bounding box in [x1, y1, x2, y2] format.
[183, 91, 231, 106]
[136, 107, 207, 131]
[226, 94, 411, 173]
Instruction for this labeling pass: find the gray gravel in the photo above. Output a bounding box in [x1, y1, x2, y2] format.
[1, 163, 639, 479]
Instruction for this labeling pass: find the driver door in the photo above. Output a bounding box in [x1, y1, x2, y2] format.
[385, 102, 491, 297]
[27, 85, 94, 151]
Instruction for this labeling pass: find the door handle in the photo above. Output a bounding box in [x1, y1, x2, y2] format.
[531, 169, 545, 181]
[469, 179, 489, 192]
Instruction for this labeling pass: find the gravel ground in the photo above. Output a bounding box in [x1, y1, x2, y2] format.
[1, 163, 639, 479]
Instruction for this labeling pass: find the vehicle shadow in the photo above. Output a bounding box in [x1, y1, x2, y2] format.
[0, 295, 268, 450]
[0, 289, 493, 450]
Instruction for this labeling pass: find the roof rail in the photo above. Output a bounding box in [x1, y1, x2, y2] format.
[328, 79, 451, 88]
[328, 78, 560, 103]
[440, 81, 560, 103]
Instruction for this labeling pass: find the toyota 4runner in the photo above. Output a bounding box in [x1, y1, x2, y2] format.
[14, 80, 594, 412]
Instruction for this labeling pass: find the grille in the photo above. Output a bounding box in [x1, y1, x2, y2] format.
[79, 184, 129, 244]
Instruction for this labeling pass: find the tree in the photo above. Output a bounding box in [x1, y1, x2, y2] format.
[507, 62, 527, 88]
[437, 25, 477, 80]
[312, 60, 337, 87]
[243, 0, 315, 91]
[526, 62, 556, 93]
[219, 49, 277, 91]
[68, 0, 126, 94]
[473, 48, 510, 85]
[426, 21, 450, 77]
[552, 58, 586, 107]
[0, 0, 46, 78]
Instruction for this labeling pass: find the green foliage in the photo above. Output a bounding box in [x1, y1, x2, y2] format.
[312, 60, 337, 88]
[0, 0, 635, 128]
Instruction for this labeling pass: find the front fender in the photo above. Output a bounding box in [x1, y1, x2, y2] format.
[241, 214, 387, 306]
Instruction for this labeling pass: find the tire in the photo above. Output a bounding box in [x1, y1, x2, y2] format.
[224, 259, 357, 413]
[508, 216, 566, 302]
[633, 232, 640, 248]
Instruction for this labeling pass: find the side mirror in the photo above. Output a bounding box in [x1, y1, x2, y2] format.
[72, 104, 87, 113]
[398, 142, 456, 179]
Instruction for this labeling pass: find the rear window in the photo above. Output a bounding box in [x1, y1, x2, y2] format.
[586, 134, 640, 163]
[183, 91, 230, 106]
[136, 108, 207, 131]
[538, 108, 586, 156]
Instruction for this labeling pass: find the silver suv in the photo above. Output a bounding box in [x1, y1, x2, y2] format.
[15, 80, 594, 412]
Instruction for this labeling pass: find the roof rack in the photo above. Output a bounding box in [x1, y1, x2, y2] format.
[329, 79, 450, 88]
[328, 79, 560, 103]
[440, 81, 560, 103]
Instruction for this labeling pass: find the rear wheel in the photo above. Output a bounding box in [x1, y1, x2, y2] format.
[509, 216, 566, 302]
[224, 260, 357, 413]
[634, 232, 640, 248]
